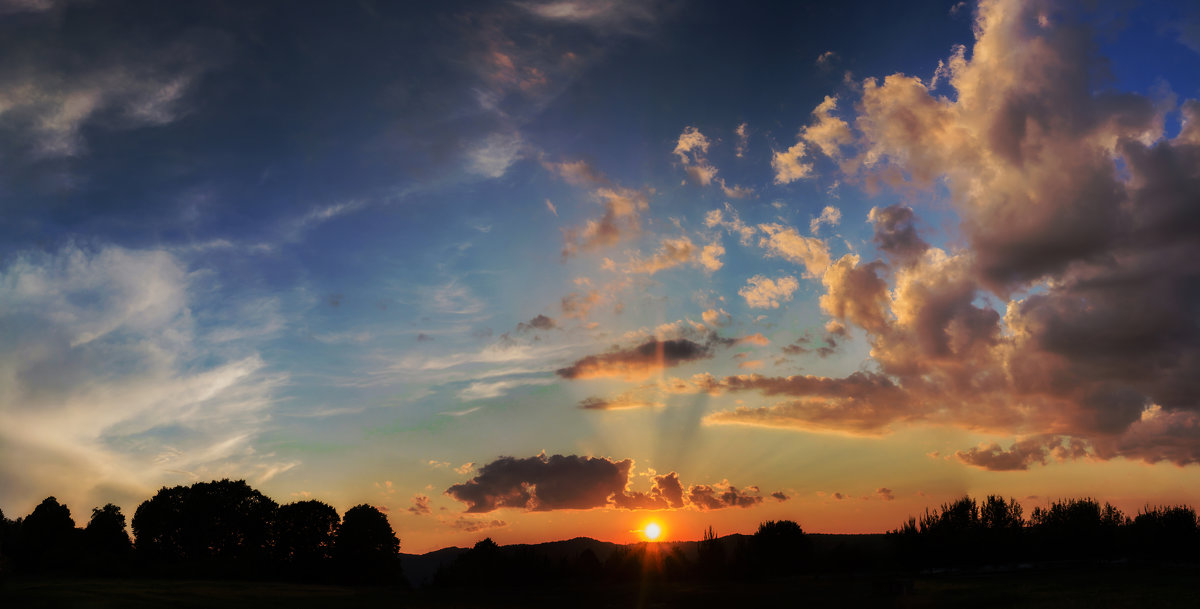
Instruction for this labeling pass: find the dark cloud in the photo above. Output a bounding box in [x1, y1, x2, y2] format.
[557, 338, 714, 381]
[517, 314, 557, 332]
[771, 491, 790, 502]
[445, 454, 632, 513]
[868, 205, 928, 265]
[611, 472, 685, 510]
[447, 455, 754, 512]
[416, 333, 434, 342]
[687, 484, 763, 510]
[876, 488, 895, 501]
[955, 437, 1059, 471]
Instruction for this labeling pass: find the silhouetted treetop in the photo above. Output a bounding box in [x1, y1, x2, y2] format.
[276, 500, 340, 564]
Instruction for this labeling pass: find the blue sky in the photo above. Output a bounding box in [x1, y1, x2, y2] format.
[3, 0, 1200, 552]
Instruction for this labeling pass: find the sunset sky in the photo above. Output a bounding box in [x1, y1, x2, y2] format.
[3, 0, 1200, 554]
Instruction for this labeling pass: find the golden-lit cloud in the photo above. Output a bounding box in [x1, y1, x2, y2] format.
[739, 274, 800, 309]
[757, 223, 831, 278]
[771, 141, 812, 183]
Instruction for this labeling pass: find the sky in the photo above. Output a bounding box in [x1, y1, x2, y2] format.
[1, 0, 1200, 554]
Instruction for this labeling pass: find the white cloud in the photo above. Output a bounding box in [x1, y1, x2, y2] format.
[467, 132, 524, 178]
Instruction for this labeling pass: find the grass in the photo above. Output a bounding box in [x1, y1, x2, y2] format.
[5, 564, 1200, 608]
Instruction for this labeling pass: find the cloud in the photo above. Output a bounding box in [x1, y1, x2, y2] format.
[701, 308, 731, 327]
[801, 96, 853, 159]
[705, 204, 757, 245]
[771, 491, 790, 502]
[556, 338, 715, 381]
[876, 488, 895, 501]
[611, 472, 684, 509]
[816, 50, 838, 69]
[448, 516, 508, 532]
[819, 254, 890, 334]
[562, 186, 650, 257]
[771, 141, 812, 183]
[544, 159, 608, 186]
[868, 205, 928, 265]
[734, 122, 749, 157]
[757, 223, 831, 278]
[0, 245, 286, 515]
[687, 483, 763, 510]
[739, 274, 800, 309]
[467, 132, 524, 178]
[517, 314, 557, 332]
[578, 394, 664, 410]
[458, 377, 555, 401]
[446, 454, 634, 513]
[626, 236, 697, 275]
[699, 241, 725, 272]
[409, 495, 433, 515]
[809, 205, 842, 235]
[561, 290, 601, 320]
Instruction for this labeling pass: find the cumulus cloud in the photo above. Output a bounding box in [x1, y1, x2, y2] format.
[705, 203, 757, 245]
[445, 454, 633, 512]
[739, 274, 800, 309]
[674, 126, 717, 185]
[771, 141, 812, 183]
[757, 223, 831, 278]
[626, 236, 698, 275]
[714, 0, 1200, 468]
[876, 488, 895, 501]
[556, 338, 715, 381]
[868, 205, 928, 265]
[701, 308, 731, 327]
[446, 455, 756, 513]
[734, 122, 749, 157]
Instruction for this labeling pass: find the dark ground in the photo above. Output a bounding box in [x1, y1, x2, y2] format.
[5, 563, 1200, 609]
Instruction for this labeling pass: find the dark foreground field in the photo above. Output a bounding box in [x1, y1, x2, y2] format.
[6, 564, 1200, 609]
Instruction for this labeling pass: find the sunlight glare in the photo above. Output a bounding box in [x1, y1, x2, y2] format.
[644, 522, 662, 541]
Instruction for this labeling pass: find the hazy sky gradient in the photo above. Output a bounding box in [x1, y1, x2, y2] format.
[2, 0, 1200, 553]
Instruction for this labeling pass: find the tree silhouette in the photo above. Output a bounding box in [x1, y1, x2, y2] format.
[275, 500, 339, 577]
[84, 503, 132, 571]
[18, 497, 80, 572]
[132, 479, 279, 574]
[334, 504, 401, 583]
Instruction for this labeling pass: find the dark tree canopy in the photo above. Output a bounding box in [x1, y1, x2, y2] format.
[751, 520, 808, 575]
[84, 503, 132, 558]
[132, 479, 278, 564]
[275, 500, 340, 564]
[334, 504, 400, 583]
[19, 497, 80, 570]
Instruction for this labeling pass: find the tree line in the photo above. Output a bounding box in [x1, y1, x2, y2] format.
[0, 479, 401, 584]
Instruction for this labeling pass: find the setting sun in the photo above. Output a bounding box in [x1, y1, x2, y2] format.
[644, 522, 662, 541]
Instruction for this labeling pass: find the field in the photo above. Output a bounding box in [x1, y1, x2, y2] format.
[5, 564, 1200, 608]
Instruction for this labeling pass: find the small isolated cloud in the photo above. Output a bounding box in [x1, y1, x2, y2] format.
[467, 132, 523, 178]
[544, 159, 607, 186]
[771, 491, 790, 502]
[517, 314, 557, 332]
[739, 275, 800, 309]
[816, 50, 838, 69]
[545, 199, 558, 216]
[449, 516, 507, 532]
[734, 122, 749, 157]
[705, 203, 757, 245]
[561, 290, 600, 320]
[699, 241, 725, 272]
[557, 338, 715, 381]
[771, 142, 812, 184]
[674, 126, 719, 186]
[809, 205, 842, 235]
[758, 223, 831, 277]
[578, 394, 664, 410]
[455, 462, 476, 475]
[409, 494, 433, 515]
[561, 186, 649, 257]
[876, 488, 895, 502]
